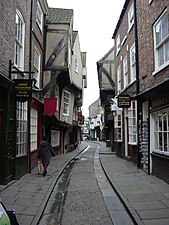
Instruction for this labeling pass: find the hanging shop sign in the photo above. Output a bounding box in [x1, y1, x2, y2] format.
[117, 95, 131, 108]
[44, 98, 57, 116]
[14, 79, 32, 102]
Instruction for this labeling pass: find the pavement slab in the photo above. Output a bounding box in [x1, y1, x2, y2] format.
[1, 141, 169, 225]
[99, 141, 169, 225]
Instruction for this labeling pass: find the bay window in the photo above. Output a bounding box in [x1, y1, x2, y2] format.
[153, 112, 169, 152]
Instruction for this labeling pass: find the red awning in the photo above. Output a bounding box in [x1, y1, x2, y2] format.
[78, 111, 82, 117]
[44, 98, 57, 116]
[78, 111, 83, 121]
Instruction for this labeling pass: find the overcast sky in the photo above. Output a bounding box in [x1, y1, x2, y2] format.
[47, 0, 125, 117]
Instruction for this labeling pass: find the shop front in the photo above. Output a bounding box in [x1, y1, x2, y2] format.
[139, 80, 169, 184]
[0, 75, 15, 184]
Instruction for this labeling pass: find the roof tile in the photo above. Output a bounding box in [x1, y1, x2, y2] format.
[47, 8, 73, 24]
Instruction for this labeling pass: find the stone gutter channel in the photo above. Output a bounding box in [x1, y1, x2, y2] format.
[31, 146, 89, 225]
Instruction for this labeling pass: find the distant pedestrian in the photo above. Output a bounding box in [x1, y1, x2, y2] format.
[37, 136, 55, 176]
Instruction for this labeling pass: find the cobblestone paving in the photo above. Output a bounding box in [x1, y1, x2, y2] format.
[61, 147, 113, 225]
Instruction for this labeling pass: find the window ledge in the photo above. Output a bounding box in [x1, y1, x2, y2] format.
[151, 151, 169, 159]
[152, 61, 169, 76]
[128, 142, 137, 146]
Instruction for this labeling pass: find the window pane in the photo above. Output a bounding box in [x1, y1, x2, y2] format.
[163, 114, 167, 131]
[165, 39, 169, 62]
[159, 115, 162, 131]
[162, 13, 168, 40]
[155, 132, 158, 149]
[164, 133, 167, 151]
[159, 132, 162, 150]
[158, 46, 164, 67]
[155, 21, 161, 45]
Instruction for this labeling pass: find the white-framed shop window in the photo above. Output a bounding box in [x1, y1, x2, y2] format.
[123, 56, 128, 88]
[51, 130, 60, 146]
[16, 102, 28, 156]
[63, 90, 70, 116]
[30, 108, 38, 152]
[15, 9, 25, 70]
[34, 47, 41, 88]
[152, 112, 169, 153]
[130, 44, 136, 82]
[128, 100, 137, 144]
[36, 1, 43, 31]
[114, 110, 123, 141]
[153, 11, 169, 71]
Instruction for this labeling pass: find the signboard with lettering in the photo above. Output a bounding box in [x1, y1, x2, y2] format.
[117, 95, 131, 108]
[14, 79, 32, 102]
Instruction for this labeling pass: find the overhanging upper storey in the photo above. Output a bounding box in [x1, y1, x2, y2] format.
[97, 47, 116, 106]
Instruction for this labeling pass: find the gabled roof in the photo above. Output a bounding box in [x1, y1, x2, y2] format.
[112, 0, 130, 39]
[47, 8, 73, 24]
[97, 46, 115, 64]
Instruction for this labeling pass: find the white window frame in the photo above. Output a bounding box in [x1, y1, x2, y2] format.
[34, 47, 41, 88]
[123, 56, 128, 88]
[75, 57, 79, 73]
[117, 66, 121, 92]
[36, 1, 43, 31]
[63, 90, 70, 116]
[114, 111, 123, 141]
[153, 11, 169, 73]
[51, 130, 60, 147]
[130, 44, 136, 82]
[116, 35, 121, 55]
[128, 3, 134, 32]
[16, 102, 28, 156]
[30, 109, 38, 152]
[152, 111, 169, 154]
[15, 9, 25, 70]
[128, 100, 137, 145]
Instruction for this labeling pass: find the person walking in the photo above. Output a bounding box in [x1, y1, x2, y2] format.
[37, 136, 55, 176]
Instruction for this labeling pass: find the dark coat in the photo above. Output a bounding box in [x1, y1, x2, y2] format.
[38, 140, 55, 165]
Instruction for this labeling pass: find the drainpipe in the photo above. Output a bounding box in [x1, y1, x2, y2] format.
[27, 0, 33, 173]
[133, 0, 140, 168]
[42, 13, 47, 89]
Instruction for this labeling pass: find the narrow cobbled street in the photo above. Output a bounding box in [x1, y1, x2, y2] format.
[39, 143, 134, 225]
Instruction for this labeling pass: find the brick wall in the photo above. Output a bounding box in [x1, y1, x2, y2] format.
[0, 0, 31, 77]
[137, 0, 169, 93]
